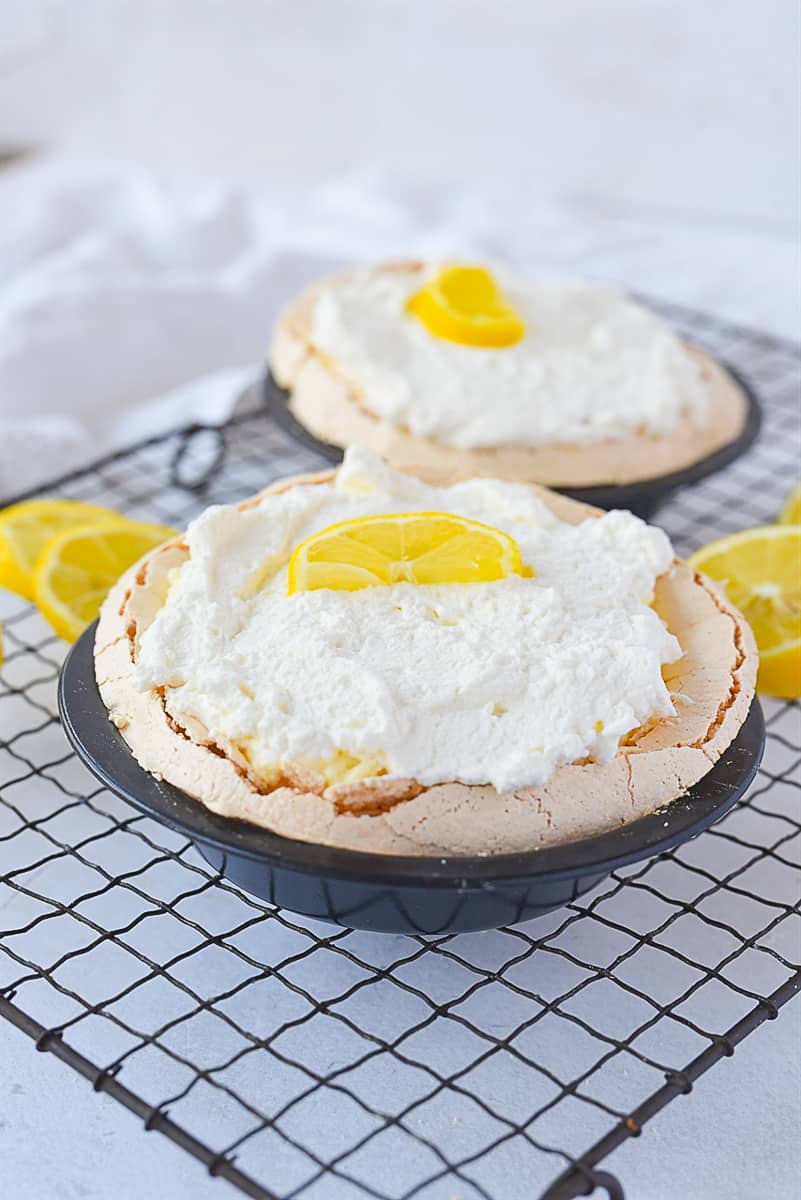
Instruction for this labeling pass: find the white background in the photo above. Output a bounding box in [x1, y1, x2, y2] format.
[0, 4, 799, 1200]
[0, 0, 799, 230]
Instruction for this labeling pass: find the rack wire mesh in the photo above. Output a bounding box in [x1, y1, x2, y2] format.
[1, 300, 800, 1200]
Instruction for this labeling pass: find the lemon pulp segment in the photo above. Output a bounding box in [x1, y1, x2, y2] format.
[35, 520, 176, 642]
[0, 499, 131, 600]
[288, 511, 529, 594]
[689, 525, 801, 698]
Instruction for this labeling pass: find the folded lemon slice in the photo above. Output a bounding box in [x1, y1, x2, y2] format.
[288, 511, 529, 594]
[0, 499, 132, 601]
[689, 525, 801, 698]
[405, 265, 526, 348]
[35, 520, 176, 642]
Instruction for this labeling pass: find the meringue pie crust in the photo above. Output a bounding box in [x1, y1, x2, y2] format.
[269, 263, 748, 489]
[95, 473, 756, 857]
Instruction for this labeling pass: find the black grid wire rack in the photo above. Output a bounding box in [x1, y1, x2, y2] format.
[1, 300, 800, 1200]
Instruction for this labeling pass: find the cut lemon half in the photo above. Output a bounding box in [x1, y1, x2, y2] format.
[0, 499, 132, 601]
[778, 481, 801, 526]
[688, 525, 801, 698]
[34, 520, 176, 642]
[405, 265, 526, 348]
[288, 511, 529, 594]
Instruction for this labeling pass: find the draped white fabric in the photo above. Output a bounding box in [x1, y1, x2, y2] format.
[0, 160, 796, 496]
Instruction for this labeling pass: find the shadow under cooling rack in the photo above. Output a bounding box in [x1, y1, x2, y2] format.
[1, 301, 800, 1200]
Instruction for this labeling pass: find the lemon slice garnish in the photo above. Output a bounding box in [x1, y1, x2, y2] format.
[287, 511, 529, 594]
[406, 265, 525, 348]
[689, 525, 801, 698]
[0, 499, 133, 601]
[34, 520, 176, 642]
[778, 481, 801, 526]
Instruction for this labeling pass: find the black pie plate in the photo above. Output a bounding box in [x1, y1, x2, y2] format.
[264, 362, 761, 522]
[60, 622, 765, 934]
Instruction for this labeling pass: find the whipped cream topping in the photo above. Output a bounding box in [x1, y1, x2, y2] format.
[311, 268, 707, 449]
[134, 448, 681, 793]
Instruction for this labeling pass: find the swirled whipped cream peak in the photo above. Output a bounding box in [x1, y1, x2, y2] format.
[134, 447, 681, 793]
[311, 266, 708, 449]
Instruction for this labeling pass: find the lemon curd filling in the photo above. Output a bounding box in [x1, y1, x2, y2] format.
[134, 447, 681, 794]
[237, 743, 390, 788]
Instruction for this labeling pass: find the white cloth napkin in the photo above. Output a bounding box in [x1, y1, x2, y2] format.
[0, 158, 795, 496]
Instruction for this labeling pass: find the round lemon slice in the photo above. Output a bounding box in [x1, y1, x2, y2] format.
[0, 499, 133, 601]
[689, 525, 801, 698]
[405, 265, 526, 348]
[288, 511, 529, 594]
[778, 481, 801, 526]
[34, 520, 176, 642]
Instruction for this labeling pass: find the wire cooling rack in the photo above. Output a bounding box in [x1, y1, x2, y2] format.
[1, 301, 800, 1200]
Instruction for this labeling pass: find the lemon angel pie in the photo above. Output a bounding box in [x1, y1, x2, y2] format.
[95, 447, 757, 857]
[268, 263, 752, 489]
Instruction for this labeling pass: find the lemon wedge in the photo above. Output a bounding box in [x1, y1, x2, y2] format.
[689, 525, 801, 698]
[778, 481, 801, 526]
[288, 511, 529, 594]
[0, 499, 132, 601]
[405, 265, 526, 348]
[34, 520, 176, 642]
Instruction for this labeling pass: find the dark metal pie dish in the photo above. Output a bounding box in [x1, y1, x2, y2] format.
[263, 361, 761, 522]
[60, 622, 765, 935]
